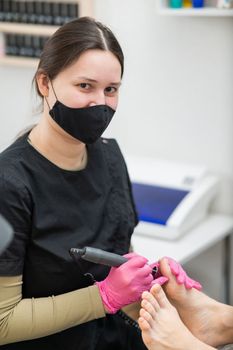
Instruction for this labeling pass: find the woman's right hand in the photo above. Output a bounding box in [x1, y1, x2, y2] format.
[95, 253, 153, 314]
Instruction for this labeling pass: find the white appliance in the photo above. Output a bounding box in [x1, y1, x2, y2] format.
[125, 156, 219, 240]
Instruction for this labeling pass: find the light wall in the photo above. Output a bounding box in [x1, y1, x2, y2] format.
[95, 0, 233, 215]
[94, 0, 233, 302]
[0, 0, 232, 301]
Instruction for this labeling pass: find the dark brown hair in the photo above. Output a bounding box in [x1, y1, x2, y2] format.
[33, 17, 124, 98]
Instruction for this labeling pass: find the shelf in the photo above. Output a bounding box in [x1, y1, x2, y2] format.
[0, 0, 94, 36]
[0, 23, 59, 36]
[0, 0, 94, 67]
[0, 56, 38, 68]
[157, 0, 233, 16]
[158, 7, 233, 16]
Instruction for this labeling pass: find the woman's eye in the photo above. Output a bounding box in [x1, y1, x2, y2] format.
[79, 83, 91, 90]
[105, 86, 117, 94]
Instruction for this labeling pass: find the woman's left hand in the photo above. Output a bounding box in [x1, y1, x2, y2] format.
[150, 257, 202, 290]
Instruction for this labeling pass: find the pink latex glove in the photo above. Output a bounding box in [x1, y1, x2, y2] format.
[150, 257, 202, 290]
[96, 252, 153, 314]
[150, 261, 169, 286]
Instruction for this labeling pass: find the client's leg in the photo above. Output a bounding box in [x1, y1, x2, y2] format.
[138, 284, 215, 350]
[159, 258, 233, 347]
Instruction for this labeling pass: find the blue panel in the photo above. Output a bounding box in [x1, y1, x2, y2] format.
[132, 182, 189, 225]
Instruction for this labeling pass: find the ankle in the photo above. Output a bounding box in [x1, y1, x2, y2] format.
[193, 336, 217, 350]
[183, 333, 216, 350]
[221, 304, 233, 345]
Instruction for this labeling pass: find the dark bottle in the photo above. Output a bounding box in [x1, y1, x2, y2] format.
[24, 35, 34, 57]
[7, 34, 19, 55]
[33, 35, 42, 58]
[27, 1, 37, 24]
[60, 2, 70, 24]
[4, 34, 12, 55]
[0, 1, 3, 21]
[68, 3, 78, 20]
[17, 34, 27, 57]
[40, 36, 49, 52]
[18, 1, 28, 23]
[52, 2, 63, 26]
[11, 34, 19, 55]
[2, 0, 13, 22]
[43, 2, 53, 25]
[11, 0, 20, 23]
[21, 35, 29, 57]
[35, 1, 45, 25]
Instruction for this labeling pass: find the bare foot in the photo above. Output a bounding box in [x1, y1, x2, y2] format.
[138, 284, 214, 350]
[159, 258, 229, 347]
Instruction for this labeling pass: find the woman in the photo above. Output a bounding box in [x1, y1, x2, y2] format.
[0, 17, 199, 349]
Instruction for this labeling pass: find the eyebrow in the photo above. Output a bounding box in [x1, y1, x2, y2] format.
[77, 76, 122, 86]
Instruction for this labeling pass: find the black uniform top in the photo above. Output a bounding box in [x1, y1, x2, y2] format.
[0, 134, 146, 350]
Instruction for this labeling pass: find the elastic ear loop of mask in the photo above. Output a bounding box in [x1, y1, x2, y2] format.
[45, 81, 58, 111]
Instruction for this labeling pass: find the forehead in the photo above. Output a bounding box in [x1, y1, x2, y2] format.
[59, 49, 122, 82]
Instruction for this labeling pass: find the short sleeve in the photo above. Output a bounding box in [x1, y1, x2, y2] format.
[0, 172, 32, 275]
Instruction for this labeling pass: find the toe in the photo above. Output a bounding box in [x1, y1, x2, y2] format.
[139, 308, 155, 328]
[141, 298, 158, 318]
[160, 258, 181, 289]
[138, 316, 150, 331]
[142, 290, 160, 312]
[151, 284, 172, 309]
[159, 258, 174, 279]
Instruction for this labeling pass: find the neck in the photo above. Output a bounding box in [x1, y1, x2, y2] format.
[28, 114, 87, 171]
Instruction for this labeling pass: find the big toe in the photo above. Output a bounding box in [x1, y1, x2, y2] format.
[159, 258, 175, 280]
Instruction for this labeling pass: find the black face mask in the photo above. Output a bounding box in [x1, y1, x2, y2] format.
[49, 101, 115, 144]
